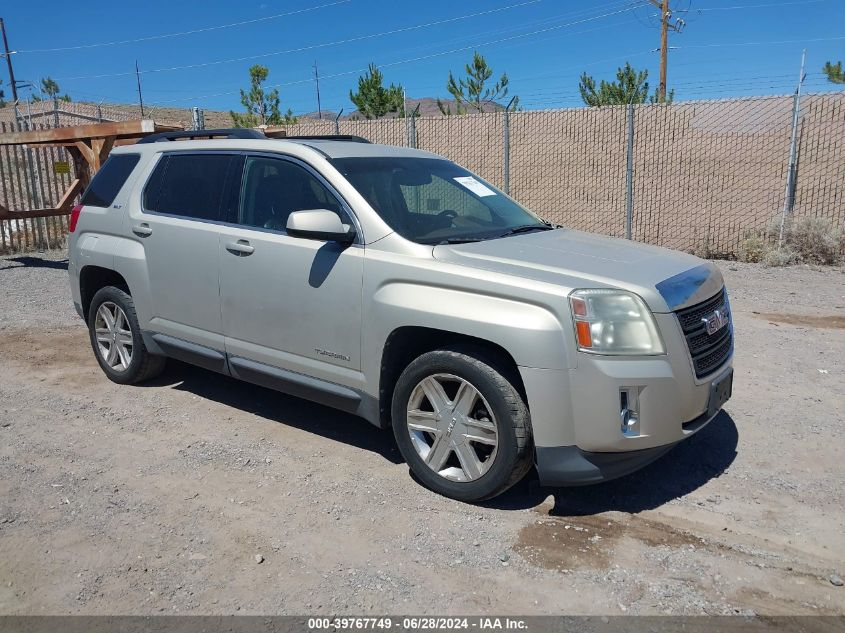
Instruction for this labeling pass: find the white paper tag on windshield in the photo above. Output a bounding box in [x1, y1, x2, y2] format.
[453, 176, 496, 197]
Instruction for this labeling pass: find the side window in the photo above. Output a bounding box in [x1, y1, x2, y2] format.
[143, 154, 233, 221]
[80, 154, 140, 208]
[239, 156, 346, 231]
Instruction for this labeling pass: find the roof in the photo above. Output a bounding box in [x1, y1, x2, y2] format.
[290, 139, 439, 159]
[112, 137, 441, 160]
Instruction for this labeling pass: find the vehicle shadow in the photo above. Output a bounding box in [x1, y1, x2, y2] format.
[485, 410, 738, 515]
[141, 360, 403, 465]
[308, 242, 348, 288]
[0, 256, 69, 271]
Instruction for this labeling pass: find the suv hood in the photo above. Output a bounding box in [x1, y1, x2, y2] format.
[432, 229, 724, 313]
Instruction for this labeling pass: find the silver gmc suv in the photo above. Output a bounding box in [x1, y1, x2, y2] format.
[68, 130, 733, 502]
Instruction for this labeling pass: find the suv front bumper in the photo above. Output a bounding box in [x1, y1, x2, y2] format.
[520, 309, 733, 487]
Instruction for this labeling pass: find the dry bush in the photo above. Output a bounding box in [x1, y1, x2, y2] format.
[787, 217, 845, 265]
[763, 245, 799, 267]
[739, 217, 844, 267]
[738, 232, 768, 263]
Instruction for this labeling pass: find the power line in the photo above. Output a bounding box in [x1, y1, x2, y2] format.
[136, 5, 649, 107]
[54, 0, 543, 81]
[693, 0, 825, 11]
[16, 0, 352, 54]
[671, 34, 845, 49]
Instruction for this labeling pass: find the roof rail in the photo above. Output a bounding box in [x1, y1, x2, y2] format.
[136, 128, 266, 144]
[282, 135, 371, 144]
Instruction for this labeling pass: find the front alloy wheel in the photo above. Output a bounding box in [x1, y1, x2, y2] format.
[406, 374, 498, 482]
[392, 346, 533, 502]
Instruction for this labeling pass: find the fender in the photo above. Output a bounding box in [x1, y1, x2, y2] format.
[77, 234, 154, 329]
[368, 281, 567, 367]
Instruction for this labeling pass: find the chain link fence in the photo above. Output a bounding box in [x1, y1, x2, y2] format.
[2, 93, 843, 257]
[285, 93, 843, 256]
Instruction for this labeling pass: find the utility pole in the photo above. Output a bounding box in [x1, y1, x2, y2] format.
[313, 61, 322, 120]
[649, 0, 684, 103]
[135, 60, 145, 117]
[658, 0, 669, 103]
[1, 17, 18, 102]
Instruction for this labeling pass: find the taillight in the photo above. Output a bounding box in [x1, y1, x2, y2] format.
[69, 204, 83, 233]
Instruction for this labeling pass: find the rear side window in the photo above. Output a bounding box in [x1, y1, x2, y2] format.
[80, 154, 140, 208]
[143, 154, 234, 221]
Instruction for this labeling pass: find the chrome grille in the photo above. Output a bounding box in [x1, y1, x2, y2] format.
[675, 289, 733, 379]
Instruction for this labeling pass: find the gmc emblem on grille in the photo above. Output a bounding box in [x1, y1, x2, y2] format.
[702, 308, 730, 336]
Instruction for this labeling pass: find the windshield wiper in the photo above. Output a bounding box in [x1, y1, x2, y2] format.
[499, 224, 555, 237]
[437, 237, 485, 245]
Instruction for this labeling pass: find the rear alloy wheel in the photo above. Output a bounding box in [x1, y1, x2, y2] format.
[392, 347, 532, 502]
[88, 286, 166, 385]
[94, 301, 134, 372]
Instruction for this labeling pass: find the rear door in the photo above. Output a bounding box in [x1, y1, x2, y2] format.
[218, 153, 365, 388]
[128, 152, 240, 356]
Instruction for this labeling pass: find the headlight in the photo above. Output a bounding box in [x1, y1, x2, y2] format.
[569, 289, 665, 355]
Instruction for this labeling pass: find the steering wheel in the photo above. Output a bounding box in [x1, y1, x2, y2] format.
[438, 209, 459, 219]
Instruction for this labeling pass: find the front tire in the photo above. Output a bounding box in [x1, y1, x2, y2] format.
[87, 286, 166, 385]
[391, 346, 533, 502]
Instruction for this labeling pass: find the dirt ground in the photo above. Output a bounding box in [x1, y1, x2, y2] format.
[0, 253, 843, 616]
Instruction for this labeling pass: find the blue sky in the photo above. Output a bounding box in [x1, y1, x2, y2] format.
[3, 0, 844, 114]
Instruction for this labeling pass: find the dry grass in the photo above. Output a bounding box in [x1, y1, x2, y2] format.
[739, 216, 845, 266]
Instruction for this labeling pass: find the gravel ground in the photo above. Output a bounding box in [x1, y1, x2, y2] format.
[0, 252, 843, 615]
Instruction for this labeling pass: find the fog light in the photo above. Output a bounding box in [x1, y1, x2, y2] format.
[620, 388, 641, 436]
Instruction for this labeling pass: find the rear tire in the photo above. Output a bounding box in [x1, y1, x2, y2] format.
[391, 346, 532, 502]
[87, 286, 166, 385]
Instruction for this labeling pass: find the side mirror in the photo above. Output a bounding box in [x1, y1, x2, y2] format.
[286, 209, 356, 244]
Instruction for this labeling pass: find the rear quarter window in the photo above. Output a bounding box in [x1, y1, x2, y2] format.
[80, 154, 141, 208]
[142, 153, 234, 221]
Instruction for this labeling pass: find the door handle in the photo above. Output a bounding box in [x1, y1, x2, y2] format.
[225, 240, 255, 256]
[132, 223, 153, 237]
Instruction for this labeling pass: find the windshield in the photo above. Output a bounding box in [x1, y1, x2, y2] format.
[331, 157, 548, 244]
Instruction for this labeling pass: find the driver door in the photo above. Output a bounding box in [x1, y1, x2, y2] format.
[218, 154, 365, 388]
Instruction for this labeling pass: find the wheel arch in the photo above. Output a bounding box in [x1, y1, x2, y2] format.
[79, 265, 131, 323]
[378, 326, 526, 429]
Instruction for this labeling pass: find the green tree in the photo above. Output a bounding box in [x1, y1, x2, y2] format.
[437, 51, 510, 115]
[230, 64, 297, 127]
[0, 78, 5, 108]
[41, 76, 61, 99]
[822, 61, 844, 84]
[349, 63, 405, 119]
[578, 63, 672, 106]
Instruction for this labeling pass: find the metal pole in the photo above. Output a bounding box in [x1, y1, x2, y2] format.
[625, 102, 635, 239]
[135, 60, 145, 118]
[334, 109, 343, 135]
[503, 96, 516, 195]
[404, 88, 409, 146]
[314, 61, 322, 120]
[1, 18, 18, 102]
[779, 49, 806, 246]
[409, 109, 417, 149]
